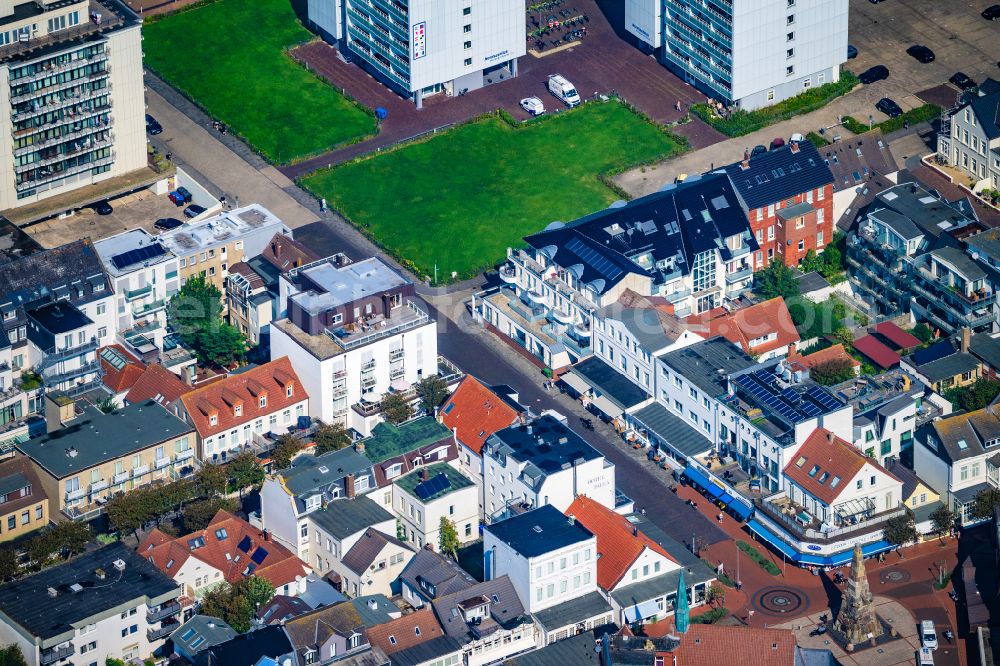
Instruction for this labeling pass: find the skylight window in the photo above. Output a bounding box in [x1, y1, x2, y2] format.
[808, 465, 820, 477]
[215, 528, 228, 541]
[795, 456, 806, 468]
[830, 476, 841, 488]
[818, 472, 829, 484]
[958, 439, 969, 450]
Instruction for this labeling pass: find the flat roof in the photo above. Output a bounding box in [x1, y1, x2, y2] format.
[658, 337, 756, 398]
[363, 417, 452, 463]
[629, 402, 712, 457]
[487, 415, 603, 479]
[290, 257, 408, 316]
[486, 505, 593, 559]
[158, 205, 284, 256]
[572, 356, 649, 409]
[27, 300, 92, 335]
[16, 400, 193, 479]
[93, 228, 174, 277]
[279, 447, 373, 496]
[0, 543, 179, 641]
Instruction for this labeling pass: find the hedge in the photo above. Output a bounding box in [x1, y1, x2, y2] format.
[737, 541, 781, 575]
[842, 103, 941, 135]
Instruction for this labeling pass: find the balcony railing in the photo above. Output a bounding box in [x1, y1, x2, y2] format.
[147, 621, 179, 642]
[112, 472, 129, 484]
[39, 644, 74, 665]
[326, 301, 430, 352]
[132, 465, 149, 478]
[41, 337, 98, 364]
[147, 600, 181, 623]
[174, 449, 195, 463]
[754, 496, 907, 542]
[89, 479, 108, 493]
[65, 487, 86, 501]
[125, 284, 153, 301]
[154, 456, 170, 469]
[42, 359, 101, 386]
[133, 299, 166, 316]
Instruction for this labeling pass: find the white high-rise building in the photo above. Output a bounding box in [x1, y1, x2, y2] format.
[626, 0, 849, 110]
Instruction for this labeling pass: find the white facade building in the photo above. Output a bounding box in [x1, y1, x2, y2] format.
[392, 463, 479, 550]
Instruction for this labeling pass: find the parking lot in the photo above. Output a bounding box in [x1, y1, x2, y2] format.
[848, 0, 999, 114]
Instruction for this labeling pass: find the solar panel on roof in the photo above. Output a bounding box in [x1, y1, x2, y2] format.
[110, 243, 167, 271]
[415, 473, 451, 501]
[805, 385, 842, 411]
[781, 388, 799, 403]
[250, 547, 269, 565]
[564, 237, 624, 282]
[237, 535, 253, 553]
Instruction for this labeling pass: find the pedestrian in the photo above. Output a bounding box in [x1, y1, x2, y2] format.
[165, 152, 172, 162]
[717, 513, 724, 522]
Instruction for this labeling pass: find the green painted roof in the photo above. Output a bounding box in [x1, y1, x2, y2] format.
[395, 463, 473, 503]
[363, 417, 451, 463]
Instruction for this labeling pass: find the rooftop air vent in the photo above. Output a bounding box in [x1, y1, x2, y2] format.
[112, 558, 126, 572]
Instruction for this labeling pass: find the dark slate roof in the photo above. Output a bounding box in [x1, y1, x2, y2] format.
[280, 447, 374, 496]
[873, 184, 976, 240]
[26, 300, 92, 335]
[0, 543, 180, 640]
[969, 333, 1000, 369]
[485, 416, 604, 485]
[340, 528, 412, 575]
[918, 352, 980, 383]
[399, 548, 478, 601]
[0, 239, 111, 317]
[171, 615, 237, 655]
[309, 497, 394, 541]
[931, 246, 986, 281]
[572, 356, 650, 409]
[722, 141, 834, 209]
[794, 271, 830, 295]
[430, 576, 527, 644]
[912, 341, 956, 366]
[350, 594, 397, 627]
[657, 336, 755, 398]
[886, 460, 927, 500]
[532, 591, 613, 631]
[16, 401, 193, 479]
[522, 173, 754, 295]
[926, 407, 1000, 463]
[193, 625, 293, 666]
[506, 630, 604, 666]
[486, 505, 593, 559]
[391, 636, 464, 666]
[628, 402, 711, 457]
[819, 130, 899, 193]
[966, 90, 1000, 140]
[609, 564, 716, 609]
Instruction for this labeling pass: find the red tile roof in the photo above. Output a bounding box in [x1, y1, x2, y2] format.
[125, 364, 194, 406]
[787, 344, 860, 373]
[366, 608, 446, 656]
[645, 621, 797, 665]
[178, 357, 303, 439]
[688, 298, 799, 357]
[565, 495, 677, 590]
[99, 345, 147, 394]
[853, 335, 901, 369]
[440, 376, 520, 456]
[783, 428, 898, 505]
[874, 322, 921, 350]
[139, 510, 309, 589]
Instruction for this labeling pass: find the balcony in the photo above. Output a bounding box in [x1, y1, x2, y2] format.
[498, 266, 518, 284]
[65, 487, 86, 501]
[389, 348, 405, 362]
[42, 359, 101, 386]
[16, 152, 115, 192]
[132, 464, 150, 478]
[754, 493, 907, 543]
[174, 449, 194, 463]
[154, 456, 170, 469]
[361, 376, 377, 389]
[125, 284, 153, 301]
[39, 644, 74, 665]
[325, 301, 430, 352]
[147, 619, 180, 642]
[112, 472, 130, 484]
[133, 299, 166, 317]
[147, 600, 181, 623]
[41, 337, 99, 364]
[390, 367, 405, 380]
[548, 307, 574, 325]
[725, 267, 753, 284]
[89, 479, 108, 493]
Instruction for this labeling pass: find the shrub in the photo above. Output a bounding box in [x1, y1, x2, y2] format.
[737, 541, 781, 575]
[692, 606, 729, 624]
[842, 104, 941, 136]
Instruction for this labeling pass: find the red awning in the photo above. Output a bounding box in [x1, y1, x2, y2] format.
[853, 335, 901, 369]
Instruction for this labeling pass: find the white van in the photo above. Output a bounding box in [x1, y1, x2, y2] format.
[918, 647, 934, 665]
[548, 74, 581, 107]
[920, 621, 938, 650]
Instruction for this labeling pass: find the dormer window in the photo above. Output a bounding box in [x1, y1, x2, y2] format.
[385, 463, 402, 480]
[286, 385, 294, 398]
[209, 415, 218, 426]
[305, 495, 321, 511]
[235, 405, 242, 417]
[259, 395, 267, 408]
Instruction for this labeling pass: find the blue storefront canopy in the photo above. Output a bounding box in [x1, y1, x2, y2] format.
[748, 517, 895, 568]
[729, 500, 753, 522]
[746, 519, 798, 561]
[684, 466, 726, 500]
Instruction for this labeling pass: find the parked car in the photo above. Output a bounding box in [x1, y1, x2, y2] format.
[154, 217, 183, 231]
[789, 133, 805, 143]
[168, 186, 193, 206]
[918, 647, 934, 666]
[859, 65, 890, 84]
[982, 4, 1000, 20]
[93, 200, 113, 215]
[950, 72, 977, 90]
[184, 204, 206, 219]
[906, 45, 935, 63]
[921, 621, 938, 650]
[875, 98, 903, 118]
[750, 145, 768, 158]
[847, 44, 858, 59]
[519, 96, 545, 116]
[145, 114, 162, 135]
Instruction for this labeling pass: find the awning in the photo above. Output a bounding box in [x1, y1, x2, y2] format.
[390, 379, 410, 392]
[559, 372, 592, 396]
[684, 466, 727, 501]
[591, 394, 624, 419]
[746, 519, 799, 561]
[729, 500, 753, 522]
[623, 599, 661, 624]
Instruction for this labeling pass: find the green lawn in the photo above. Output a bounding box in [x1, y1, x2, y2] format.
[302, 102, 687, 282]
[143, 0, 375, 163]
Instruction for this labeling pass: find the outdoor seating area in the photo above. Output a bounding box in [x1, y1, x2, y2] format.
[527, 1, 591, 52]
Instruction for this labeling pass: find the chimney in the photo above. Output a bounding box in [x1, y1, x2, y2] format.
[788, 342, 797, 358]
[826, 431, 834, 444]
[567, 514, 576, 526]
[961, 327, 971, 353]
[354, 441, 366, 454]
[271, 240, 280, 259]
[740, 159, 750, 170]
[345, 473, 356, 498]
[790, 141, 800, 154]
[263, 529, 271, 542]
[632, 526, 638, 537]
[421, 467, 430, 482]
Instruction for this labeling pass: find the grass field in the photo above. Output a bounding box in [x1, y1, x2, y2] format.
[302, 102, 687, 282]
[143, 0, 375, 163]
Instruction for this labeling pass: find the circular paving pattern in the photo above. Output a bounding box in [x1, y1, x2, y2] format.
[755, 587, 809, 615]
[879, 568, 911, 584]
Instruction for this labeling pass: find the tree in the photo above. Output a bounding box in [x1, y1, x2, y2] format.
[25, 533, 54, 570]
[182, 497, 238, 533]
[195, 323, 247, 367]
[195, 464, 228, 498]
[382, 393, 414, 425]
[236, 575, 276, 612]
[911, 323, 935, 345]
[707, 583, 726, 607]
[0, 644, 28, 666]
[883, 513, 918, 547]
[270, 434, 302, 471]
[416, 376, 449, 415]
[809, 357, 857, 385]
[754, 260, 800, 301]
[929, 505, 956, 539]
[944, 378, 1000, 413]
[0, 549, 18, 582]
[96, 396, 118, 414]
[47, 520, 91, 557]
[438, 517, 460, 559]
[105, 659, 126, 666]
[200, 576, 274, 633]
[972, 487, 1000, 521]
[832, 326, 854, 353]
[106, 491, 147, 538]
[167, 274, 247, 366]
[314, 422, 352, 455]
[227, 452, 264, 497]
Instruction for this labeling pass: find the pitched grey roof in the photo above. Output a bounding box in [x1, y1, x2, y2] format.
[172, 615, 237, 655]
[399, 548, 478, 601]
[309, 496, 394, 540]
[340, 528, 412, 575]
[917, 352, 981, 383]
[609, 565, 716, 609]
[193, 625, 293, 666]
[531, 591, 613, 631]
[506, 630, 604, 666]
[966, 90, 1000, 140]
[629, 402, 712, 458]
[869, 208, 923, 241]
[0, 239, 110, 309]
[391, 636, 464, 666]
[280, 447, 374, 496]
[572, 356, 650, 409]
[430, 576, 528, 644]
[350, 594, 398, 627]
[969, 333, 1000, 369]
[794, 271, 830, 295]
[820, 130, 899, 193]
[929, 246, 987, 281]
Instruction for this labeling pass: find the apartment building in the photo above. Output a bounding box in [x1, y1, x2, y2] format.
[307, 0, 525, 108]
[0, 0, 147, 210]
[361, 416, 456, 509]
[258, 446, 377, 560]
[0, 457, 48, 543]
[483, 415, 618, 520]
[304, 497, 397, 595]
[393, 463, 477, 549]
[722, 141, 835, 266]
[0, 543, 182, 666]
[0, 239, 115, 399]
[16, 398, 195, 520]
[474, 173, 757, 371]
[830, 369, 921, 466]
[0, 328, 37, 450]
[94, 228, 180, 357]
[399, 546, 478, 610]
[687, 297, 800, 361]
[626, 0, 848, 109]
[938, 83, 1000, 190]
[173, 357, 308, 463]
[158, 204, 290, 295]
[270, 255, 439, 436]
